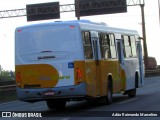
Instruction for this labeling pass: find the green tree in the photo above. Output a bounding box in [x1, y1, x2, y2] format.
[0, 70, 15, 82]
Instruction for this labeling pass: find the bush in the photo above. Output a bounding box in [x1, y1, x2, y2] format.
[0, 70, 15, 85]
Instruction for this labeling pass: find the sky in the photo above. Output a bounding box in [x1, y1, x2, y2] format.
[0, 0, 160, 71]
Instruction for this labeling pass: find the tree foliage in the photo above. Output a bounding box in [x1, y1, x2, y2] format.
[0, 70, 15, 82]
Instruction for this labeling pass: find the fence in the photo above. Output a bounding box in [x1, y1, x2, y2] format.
[0, 84, 17, 103]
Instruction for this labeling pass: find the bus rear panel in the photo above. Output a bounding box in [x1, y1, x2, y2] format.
[15, 22, 87, 102]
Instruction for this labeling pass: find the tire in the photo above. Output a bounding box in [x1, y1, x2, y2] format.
[46, 99, 66, 111]
[106, 80, 112, 104]
[128, 74, 138, 97]
[128, 89, 136, 97]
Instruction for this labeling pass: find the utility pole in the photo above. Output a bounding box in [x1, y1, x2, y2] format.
[158, 0, 160, 26]
[140, 3, 148, 70]
[0, 65, 2, 76]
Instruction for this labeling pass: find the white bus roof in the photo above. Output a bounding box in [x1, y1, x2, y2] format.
[16, 20, 138, 35]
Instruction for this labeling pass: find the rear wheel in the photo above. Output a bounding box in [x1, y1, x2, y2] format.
[46, 99, 66, 111]
[106, 80, 113, 104]
[128, 89, 136, 97]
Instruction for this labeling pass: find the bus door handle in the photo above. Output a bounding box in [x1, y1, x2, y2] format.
[37, 56, 55, 60]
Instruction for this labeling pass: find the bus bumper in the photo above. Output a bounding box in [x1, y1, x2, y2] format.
[16, 82, 87, 102]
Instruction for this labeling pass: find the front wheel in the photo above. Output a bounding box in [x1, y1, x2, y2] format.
[128, 74, 138, 97]
[106, 80, 113, 104]
[46, 99, 66, 111]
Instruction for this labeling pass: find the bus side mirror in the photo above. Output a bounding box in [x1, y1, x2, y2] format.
[138, 37, 143, 40]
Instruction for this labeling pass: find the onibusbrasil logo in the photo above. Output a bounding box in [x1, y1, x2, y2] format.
[2, 112, 42, 118]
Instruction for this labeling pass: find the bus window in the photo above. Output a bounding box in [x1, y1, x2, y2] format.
[121, 35, 126, 58]
[130, 36, 137, 57]
[109, 34, 117, 58]
[99, 33, 111, 59]
[123, 35, 132, 58]
[82, 31, 93, 59]
[117, 41, 122, 64]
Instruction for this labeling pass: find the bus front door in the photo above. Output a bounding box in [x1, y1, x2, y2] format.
[137, 40, 144, 86]
[117, 39, 126, 90]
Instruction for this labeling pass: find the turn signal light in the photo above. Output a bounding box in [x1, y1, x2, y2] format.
[16, 72, 22, 87]
[76, 68, 82, 84]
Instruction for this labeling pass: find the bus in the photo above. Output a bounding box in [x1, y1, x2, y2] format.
[15, 20, 144, 110]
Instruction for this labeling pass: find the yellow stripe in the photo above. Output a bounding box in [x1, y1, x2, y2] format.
[15, 64, 59, 88]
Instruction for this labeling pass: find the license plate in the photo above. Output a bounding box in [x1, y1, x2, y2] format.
[44, 91, 55, 96]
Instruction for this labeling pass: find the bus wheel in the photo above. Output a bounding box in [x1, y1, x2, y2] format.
[128, 89, 136, 97]
[46, 99, 66, 111]
[128, 74, 138, 97]
[106, 80, 112, 104]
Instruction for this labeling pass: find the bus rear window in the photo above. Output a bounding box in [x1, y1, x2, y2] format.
[16, 26, 77, 55]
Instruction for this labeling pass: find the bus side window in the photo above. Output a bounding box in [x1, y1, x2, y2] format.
[117, 41, 122, 64]
[123, 35, 132, 58]
[82, 31, 93, 59]
[130, 35, 137, 57]
[99, 33, 111, 59]
[109, 34, 117, 59]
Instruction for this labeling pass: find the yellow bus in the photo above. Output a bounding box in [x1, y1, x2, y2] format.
[15, 20, 144, 110]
